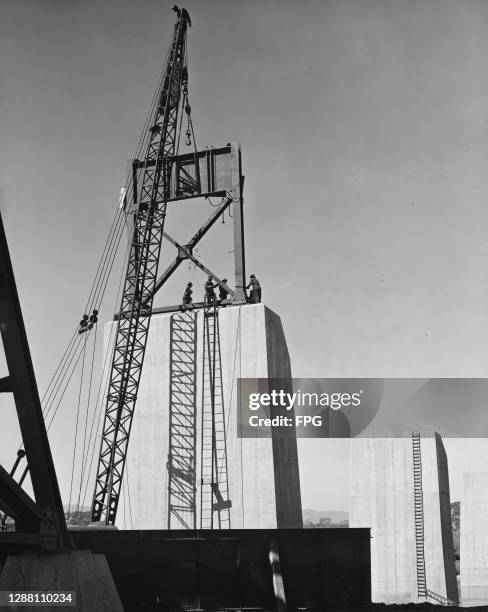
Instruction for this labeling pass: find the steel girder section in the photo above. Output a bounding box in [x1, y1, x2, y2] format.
[167, 311, 198, 529]
[91, 10, 190, 525]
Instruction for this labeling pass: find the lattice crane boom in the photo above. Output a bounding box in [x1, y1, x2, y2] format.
[91, 6, 191, 525]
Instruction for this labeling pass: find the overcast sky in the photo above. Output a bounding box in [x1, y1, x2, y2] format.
[2, 0, 488, 513]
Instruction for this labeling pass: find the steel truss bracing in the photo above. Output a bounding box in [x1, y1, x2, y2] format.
[167, 310, 198, 529]
[136, 143, 247, 310]
[91, 8, 191, 525]
[200, 302, 231, 529]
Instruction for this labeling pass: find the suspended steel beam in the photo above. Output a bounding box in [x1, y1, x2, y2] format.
[134, 143, 246, 305]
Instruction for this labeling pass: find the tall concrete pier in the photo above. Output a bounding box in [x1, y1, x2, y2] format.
[349, 433, 458, 604]
[461, 471, 488, 607]
[100, 303, 302, 529]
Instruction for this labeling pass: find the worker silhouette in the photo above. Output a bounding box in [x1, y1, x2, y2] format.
[78, 309, 98, 334]
[78, 314, 89, 334]
[246, 274, 261, 304]
[88, 309, 98, 330]
[205, 276, 217, 305]
[219, 279, 229, 303]
[182, 282, 194, 309]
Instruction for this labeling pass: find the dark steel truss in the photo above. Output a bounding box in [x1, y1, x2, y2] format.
[167, 310, 198, 529]
[91, 8, 191, 525]
[0, 213, 70, 549]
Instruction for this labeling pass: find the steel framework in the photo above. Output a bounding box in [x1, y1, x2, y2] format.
[91, 7, 247, 527]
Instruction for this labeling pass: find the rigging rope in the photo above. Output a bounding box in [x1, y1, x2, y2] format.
[9, 32, 174, 486]
[75, 324, 98, 518]
[67, 333, 88, 523]
[34, 21, 176, 437]
[77, 235, 132, 514]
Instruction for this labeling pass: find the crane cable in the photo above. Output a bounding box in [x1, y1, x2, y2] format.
[8, 33, 176, 493]
[66, 333, 88, 523]
[75, 236, 133, 517]
[74, 322, 98, 519]
[40, 26, 175, 431]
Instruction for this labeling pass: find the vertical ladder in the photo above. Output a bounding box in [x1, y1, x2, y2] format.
[200, 301, 231, 529]
[167, 310, 198, 529]
[411, 432, 456, 606]
[412, 431, 427, 599]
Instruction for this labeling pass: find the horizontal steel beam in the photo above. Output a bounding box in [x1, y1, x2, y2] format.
[150, 300, 233, 315]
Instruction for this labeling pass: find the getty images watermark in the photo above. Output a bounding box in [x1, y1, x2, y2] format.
[238, 378, 488, 438]
[237, 378, 382, 438]
[248, 388, 363, 426]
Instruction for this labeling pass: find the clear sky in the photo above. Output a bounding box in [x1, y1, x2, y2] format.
[1, 0, 488, 513]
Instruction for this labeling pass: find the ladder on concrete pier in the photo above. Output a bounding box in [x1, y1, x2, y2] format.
[167, 310, 198, 529]
[200, 301, 231, 529]
[425, 588, 456, 606]
[412, 431, 427, 599]
[411, 432, 456, 607]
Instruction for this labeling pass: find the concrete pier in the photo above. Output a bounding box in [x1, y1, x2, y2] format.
[461, 471, 488, 607]
[349, 433, 458, 604]
[0, 551, 123, 611]
[100, 303, 302, 529]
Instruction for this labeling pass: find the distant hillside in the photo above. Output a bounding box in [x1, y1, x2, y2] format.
[63, 506, 91, 526]
[63, 504, 90, 513]
[303, 509, 348, 523]
[303, 509, 348, 528]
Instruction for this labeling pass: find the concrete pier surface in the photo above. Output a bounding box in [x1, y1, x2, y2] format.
[461, 470, 488, 607]
[0, 551, 123, 611]
[350, 433, 458, 605]
[99, 303, 302, 529]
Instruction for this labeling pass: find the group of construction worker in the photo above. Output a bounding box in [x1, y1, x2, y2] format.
[182, 274, 261, 309]
[78, 276, 261, 332]
[78, 309, 99, 334]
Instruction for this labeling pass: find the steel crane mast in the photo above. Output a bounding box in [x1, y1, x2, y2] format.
[91, 6, 191, 525]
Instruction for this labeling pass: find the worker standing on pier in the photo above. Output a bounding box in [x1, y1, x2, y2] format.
[205, 276, 217, 305]
[183, 282, 194, 309]
[219, 279, 229, 303]
[246, 274, 261, 303]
